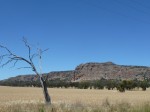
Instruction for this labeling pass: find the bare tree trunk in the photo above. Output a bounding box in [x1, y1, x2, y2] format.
[0, 40, 51, 105]
[40, 76, 51, 104]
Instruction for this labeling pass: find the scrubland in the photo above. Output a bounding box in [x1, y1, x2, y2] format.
[0, 86, 150, 112]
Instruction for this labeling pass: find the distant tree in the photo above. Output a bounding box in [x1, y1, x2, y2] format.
[140, 81, 148, 91]
[78, 81, 90, 89]
[93, 80, 104, 89]
[0, 38, 51, 104]
[116, 81, 125, 92]
[106, 80, 116, 90]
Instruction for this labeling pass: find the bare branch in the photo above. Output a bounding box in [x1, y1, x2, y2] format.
[22, 37, 32, 60]
[0, 38, 48, 78]
[0, 39, 51, 104]
[31, 53, 38, 59]
[45, 74, 49, 81]
[0, 45, 14, 56]
[31, 48, 49, 60]
[22, 38, 39, 75]
[0, 43, 39, 76]
[17, 67, 32, 69]
[40, 76, 44, 82]
[1, 57, 20, 68]
[0, 54, 9, 63]
[41, 48, 49, 54]
[0, 59, 14, 68]
[10, 60, 19, 68]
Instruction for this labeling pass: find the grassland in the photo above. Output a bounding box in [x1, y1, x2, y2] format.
[0, 86, 150, 112]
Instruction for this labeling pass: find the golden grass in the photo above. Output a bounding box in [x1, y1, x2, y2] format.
[0, 86, 150, 111]
[0, 86, 150, 106]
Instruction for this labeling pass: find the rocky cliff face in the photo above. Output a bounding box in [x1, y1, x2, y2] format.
[75, 62, 150, 81]
[2, 62, 150, 82]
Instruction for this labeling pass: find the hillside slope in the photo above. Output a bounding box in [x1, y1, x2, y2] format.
[1, 62, 150, 82]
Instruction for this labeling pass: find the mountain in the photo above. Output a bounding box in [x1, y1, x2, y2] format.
[1, 62, 150, 83]
[75, 62, 150, 81]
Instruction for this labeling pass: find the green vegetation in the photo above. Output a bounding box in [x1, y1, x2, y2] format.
[0, 78, 150, 92]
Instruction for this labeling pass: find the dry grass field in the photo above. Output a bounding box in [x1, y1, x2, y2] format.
[0, 86, 150, 112]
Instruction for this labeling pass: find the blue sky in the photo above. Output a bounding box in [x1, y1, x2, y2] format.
[0, 0, 150, 80]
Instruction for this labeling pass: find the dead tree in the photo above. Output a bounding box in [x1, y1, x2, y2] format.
[0, 38, 51, 104]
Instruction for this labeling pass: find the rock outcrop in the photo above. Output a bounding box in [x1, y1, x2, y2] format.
[75, 62, 150, 81]
[1, 62, 150, 82]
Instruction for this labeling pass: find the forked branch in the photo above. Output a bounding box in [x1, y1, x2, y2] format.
[0, 39, 51, 104]
[0, 39, 48, 79]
